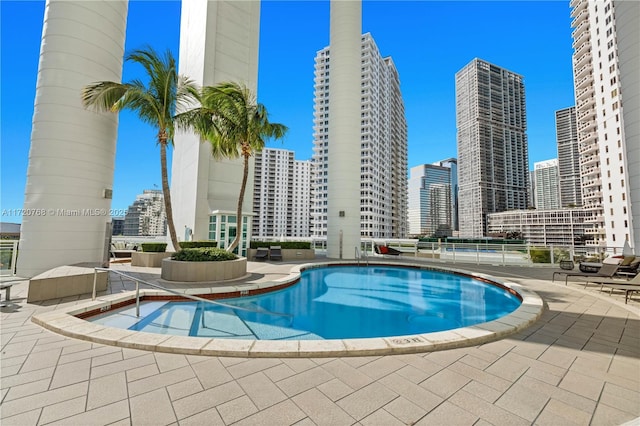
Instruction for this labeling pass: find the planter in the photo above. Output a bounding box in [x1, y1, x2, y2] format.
[131, 252, 174, 268]
[160, 257, 247, 282]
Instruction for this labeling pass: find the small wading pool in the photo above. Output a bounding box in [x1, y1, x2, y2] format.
[88, 265, 522, 340]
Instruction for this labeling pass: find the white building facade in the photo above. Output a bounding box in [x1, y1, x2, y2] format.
[311, 33, 408, 239]
[533, 159, 560, 210]
[456, 59, 529, 237]
[252, 148, 311, 238]
[487, 209, 593, 248]
[570, 0, 635, 250]
[555, 106, 583, 207]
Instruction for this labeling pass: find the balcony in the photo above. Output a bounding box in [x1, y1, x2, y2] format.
[570, 0, 587, 15]
[577, 119, 596, 132]
[576, 85, 594, 101]
[574, 40, 590, 57]
[574, 51, 591, 69]
[577, 96, 595, 111]
[571, 8, 588, 29]
[571, 20, 589, 40]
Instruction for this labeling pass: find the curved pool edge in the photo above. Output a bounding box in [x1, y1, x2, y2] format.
[31, 261, 545, 358]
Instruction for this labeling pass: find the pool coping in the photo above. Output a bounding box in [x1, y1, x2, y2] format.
[31, 261, 545, 358]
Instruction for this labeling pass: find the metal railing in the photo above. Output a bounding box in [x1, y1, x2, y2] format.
[0, 241, 18, 277]
[92, 267, 291, 322]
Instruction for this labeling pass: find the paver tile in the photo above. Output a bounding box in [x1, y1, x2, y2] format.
[0, 381, 88, 419]
[599, 382, 640, 416]
[127, 365, 195, 397]
[130, 388, 177, 426]
[336, 382, 398, 420]
[46, 399, 129, 426]
[20, 348, 61, 373]
[172, 381, 244, 420]
[276, 366, 335, 397]
[382, 395, 428, 425]
[39, 395, 87, 425]
[50, 358, 91, 389]
[534, 398, 592, 426]
[495, 381, 550, 421]
[166, 377, 204, 401]
[190, 357, 233, 389]
[126, 363, 160, 383]
[415, 400, 478, 425]
[227, 358, 282, 379]
[420, 368, 471, 399]
[87, 372, 127, 410]
[238, 371, 288, 410]
[590, 402, 639, 426]
[448, 389, 530, 426]
[154, 352, 190, 372]
[356, 355, 406, 380]
[321, 359, 373, 390]
[379, 370, 442, 410]
[559, 370, 605, 401]
[90, 353, 156, 379]
[292, 388, 356, 426]
[360, 408, 405, 426]
[177, 407, 225, 426]
[232, 399, 306, 426]
[263, 363, 297, 382]
[0, 408, 42, 426]
[317, 378, 354, 401]
[216, 395, 258, 424]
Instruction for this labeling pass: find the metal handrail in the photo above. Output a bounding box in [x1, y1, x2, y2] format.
[92, 267, 292, 320]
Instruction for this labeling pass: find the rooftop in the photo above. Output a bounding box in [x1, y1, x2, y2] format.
[1, 257, 639, 425]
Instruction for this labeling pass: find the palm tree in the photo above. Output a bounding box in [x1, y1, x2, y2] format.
[81, 46, 197, 251]
[179, 82, 287, 253]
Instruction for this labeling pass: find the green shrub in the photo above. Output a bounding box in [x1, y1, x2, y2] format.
[171, 247, 236, 262]
[178, 241, 218, 249]
[141, 243, 167, 253]
[530, 248, 551, 263]
[250, 241, 311, 249]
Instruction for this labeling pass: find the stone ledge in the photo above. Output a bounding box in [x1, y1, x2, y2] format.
[27, 264, 108, 302]
[160, 257, 247, 282]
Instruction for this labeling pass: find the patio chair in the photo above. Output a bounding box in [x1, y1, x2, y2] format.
[578, 273, 640, 304]
[254, 247, 269, 261]
[552, 257, 622, 285]
[269, 246, 283, 261]
[374, 245, 401, 256]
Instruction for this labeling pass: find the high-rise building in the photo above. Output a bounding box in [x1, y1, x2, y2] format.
[534, 159, 560, 210]
[311, 33, 408, 239]
[570, 0, 635, 250]
[456, 59, 529, 237]
[123, 190, 167, 236]
[555, 107, 582, 207]
[613, 0, 639, 253]
[408, 164, 453, 237]
[433, 158, 459, 231]
[252, 148, 311, 238]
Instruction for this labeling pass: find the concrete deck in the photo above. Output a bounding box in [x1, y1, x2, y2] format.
[1, 258, 639, 425]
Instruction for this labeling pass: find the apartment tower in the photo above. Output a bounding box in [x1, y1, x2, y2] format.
[408, 164, 452, 237]
[555, 107, 583, 207]
[534, 159, 561, 210]
[252, 148, 311, 238]
[456, 59, 529, 237]
[123, 190, 167, 236]
[570, 0, 635, 250]
[311, 33, 408, 240]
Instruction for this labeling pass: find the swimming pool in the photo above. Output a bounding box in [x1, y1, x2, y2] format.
[89, 265, 522, 340]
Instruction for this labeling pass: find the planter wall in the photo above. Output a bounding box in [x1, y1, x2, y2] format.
[247, 248, 315, 261]
[131, 252, 174, 268]
[160, 257, 247, 282]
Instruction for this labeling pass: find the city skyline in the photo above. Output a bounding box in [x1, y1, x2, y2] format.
[1, 1, 576, 224]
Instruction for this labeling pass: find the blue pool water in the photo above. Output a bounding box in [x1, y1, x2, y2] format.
[90, 266, 521, 340]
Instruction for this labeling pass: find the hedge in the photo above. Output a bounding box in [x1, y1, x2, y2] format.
[250, 241, 311, 249]
[178, 241, 218, 249]
[141, 243, 167, 253]
[171, 247, 237, 262]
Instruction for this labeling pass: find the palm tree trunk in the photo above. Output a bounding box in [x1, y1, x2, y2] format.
[227, 153, 250, 253]
[160, 142, 180, 251]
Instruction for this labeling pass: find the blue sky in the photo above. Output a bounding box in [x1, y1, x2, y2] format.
[1, 1, 575, 224]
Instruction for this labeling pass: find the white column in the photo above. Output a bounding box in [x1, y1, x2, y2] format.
[17, 0, 128, 278]
[327, 0, 362, 259]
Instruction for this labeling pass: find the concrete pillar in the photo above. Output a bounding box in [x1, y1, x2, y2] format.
[172, 0, 260, 254]
[17, 0, 128, 278]
[326, 0, 362, 259]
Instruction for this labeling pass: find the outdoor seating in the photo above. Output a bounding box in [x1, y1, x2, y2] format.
[269, 246, 283, 261]
[374, 245, 402, 256]
[254, 247, 269, 261]
[552, 257, 622, 285]
[578, 273, 640, 304]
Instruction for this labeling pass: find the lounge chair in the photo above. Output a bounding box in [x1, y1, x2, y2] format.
[578, 273, 640, 304]
[269, 246, 282, 261]
[374, 245, 402, 256]
[552, 257, 622, 285]
[254, 247, 269, 261]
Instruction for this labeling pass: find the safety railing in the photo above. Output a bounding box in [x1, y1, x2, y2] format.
[0, 240, 18, 277]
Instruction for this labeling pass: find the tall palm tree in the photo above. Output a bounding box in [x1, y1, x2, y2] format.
[81, 46, 197, 251]
[179, 82, 287, 253]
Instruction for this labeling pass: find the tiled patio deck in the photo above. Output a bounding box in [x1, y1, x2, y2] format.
[1, 258, 639, 425]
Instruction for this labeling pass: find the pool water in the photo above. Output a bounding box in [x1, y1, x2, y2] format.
[89, 266, 522, 340]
